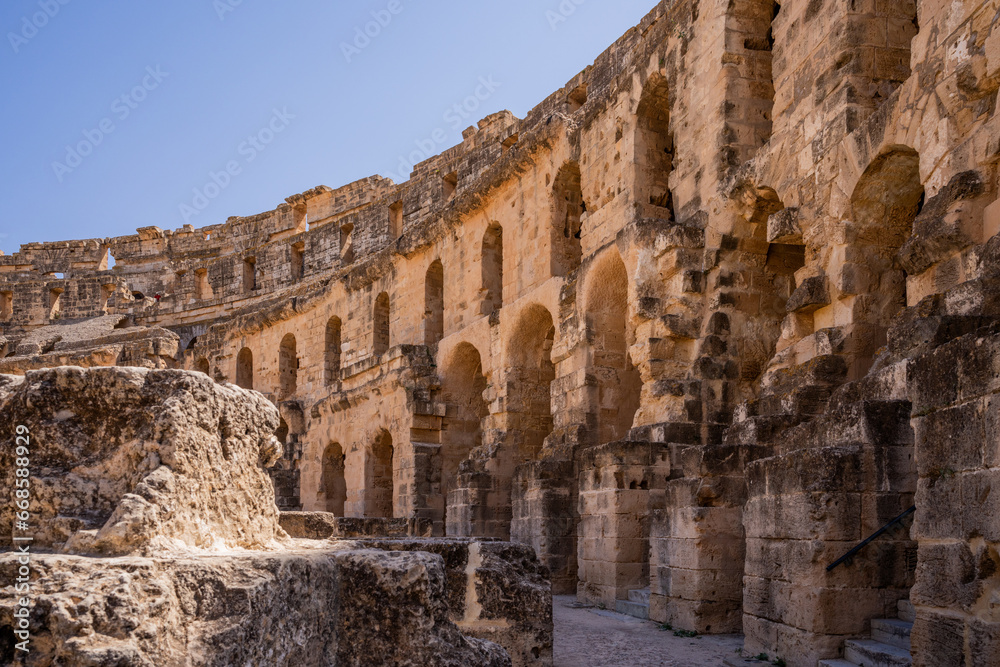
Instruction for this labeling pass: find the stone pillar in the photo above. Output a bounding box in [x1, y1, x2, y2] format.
[512, 458, 578, 594]
[741, 399, 916, 666]
[577, 440, 670, 607]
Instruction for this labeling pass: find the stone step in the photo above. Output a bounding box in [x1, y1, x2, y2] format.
[614, 599, 649, 620]
[844, 639, 912, 667]
[628, 587, 651, 604]
[818, 660, 859, 667]
[897, 599, 915, 623]
[871, 618, 912, 651]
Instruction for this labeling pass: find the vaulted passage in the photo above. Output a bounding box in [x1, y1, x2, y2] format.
[424, 260, 444, 350]
[481, 223, 503, 313]
[320, 442, 347, 516]
[279, 334, 298, 398]
[366, 431, 395, 518]
[373, 292, 390, 357]
[236, 347, 253, 389]
[585, 251, 641, 444]
[440, 342, 488, 535]
[552, 162, 584, 276]
[635, 74, 673, 218]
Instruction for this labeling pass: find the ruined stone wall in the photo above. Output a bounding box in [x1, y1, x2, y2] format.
[4, 0, 1000, 664]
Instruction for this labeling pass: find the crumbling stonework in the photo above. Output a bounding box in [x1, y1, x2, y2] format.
[4, 0, 1000, 664]
[0, 367, 548, 666]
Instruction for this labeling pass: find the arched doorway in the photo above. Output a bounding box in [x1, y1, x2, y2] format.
[279, 334, 298, 398]
[365, 430, 394, 518]
[320, 443, 347, 516]
[236, 348, 253, 389]
[440, 342, 488, 535]
[584, 251, 642, 444]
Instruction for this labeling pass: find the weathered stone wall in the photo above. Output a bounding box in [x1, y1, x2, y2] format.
[3, 0, 1000, 664]
[0, 366, 550, 666]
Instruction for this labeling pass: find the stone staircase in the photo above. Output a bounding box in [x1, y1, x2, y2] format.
[819, 600, 914, 667]
[615, 587, 650, 620]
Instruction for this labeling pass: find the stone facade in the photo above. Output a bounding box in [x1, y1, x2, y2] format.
[3, 0, 1000, 664]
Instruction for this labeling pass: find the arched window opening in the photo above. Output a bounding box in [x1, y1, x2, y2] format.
[481, 223, 503, 313]
[443, 172, 458, 201]
[48, 288, 64, 320]
[279, 334, 298, 398]
[635, 75, 674, 218]
[290, 242, 305, 282]
[243, 257, 257, 293]
[424, 260, 444, 350]
[236, 347, 254, 390]
[440, 343, 488, 536]
[552, 162, 584, 276]
[325, 316, 342, 386]
[366, 431, 394, 518]
[373, 291, 390, 357]
[195, 357, 210, 375]
[389, 201, 403, 238]
[508, 304, 557, 464]
[1, 291, 12, 321]
[321, 443, 347, 516]
[585, 252, 642, 444]
[195, 268, 212, 300]
[340, 223, 355, 265]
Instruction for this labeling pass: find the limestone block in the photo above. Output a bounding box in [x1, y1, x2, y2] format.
[0, 549, 512, 666]
[0, 366, 284, 555]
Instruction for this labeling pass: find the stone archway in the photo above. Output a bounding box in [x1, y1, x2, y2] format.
[440, 342, 488, 535]
[583, 250, 642, 445]
[365, 430, 394, 518]
[320, 442, 347, 516]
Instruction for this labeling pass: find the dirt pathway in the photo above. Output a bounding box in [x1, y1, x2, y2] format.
[552, 595, 745, 667]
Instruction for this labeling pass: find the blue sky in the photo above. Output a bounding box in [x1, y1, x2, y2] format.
[0, 1, 655, 254]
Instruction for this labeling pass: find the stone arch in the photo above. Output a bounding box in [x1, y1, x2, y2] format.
[373, 291, 390, 357]
[279, 334, 298, 398]
[325, 316, 342, 386]
[635, 73, 674, 218]
[552, 162, 584, 276]
[841, 145, 923, 371]
[583, 249, 642, 444]
[440, 342, 489, 535]
[424, 260, 444, 350]
[481, 223, 503, 313]
[195, 357, 210, 375]
[506, 303, 556, 462]
[365, 430, 395, 518]
[236, 347, 253, 390]
[320, 442, 347, 516]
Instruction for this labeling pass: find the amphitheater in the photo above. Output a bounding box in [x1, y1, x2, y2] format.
[2, 0, 1000, 665]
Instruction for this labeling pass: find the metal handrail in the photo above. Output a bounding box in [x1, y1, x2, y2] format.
[826, 505, 916, 572]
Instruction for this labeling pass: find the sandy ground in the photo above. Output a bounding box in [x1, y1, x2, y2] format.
[552, 595, 746, 667]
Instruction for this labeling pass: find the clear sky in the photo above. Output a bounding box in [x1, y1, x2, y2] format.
[0, 0, 655, 255]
